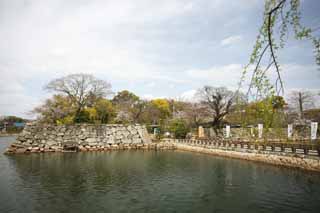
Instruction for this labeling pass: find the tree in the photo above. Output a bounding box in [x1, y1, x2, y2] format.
[112, 90, 139, 106]
[288, 90, 315, 119]
[112, 90, 145, 123]
[0, 116, 26, 123]
[94, 98, 116, 123]
[242, 95, 286, 128]
[131, 100, 148, 123]
[149, 99, 171, 124]
[197, 86, 236, 133]
[45, 74, 112, 121]
[168, 119, 190, 139]
[32, 95, 75, 124]
[242, 0, 320, 96]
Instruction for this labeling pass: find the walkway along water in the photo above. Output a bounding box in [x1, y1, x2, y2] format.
[168, 138, 320, 172]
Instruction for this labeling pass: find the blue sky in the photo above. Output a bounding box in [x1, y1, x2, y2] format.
[0, 0, 319, 118]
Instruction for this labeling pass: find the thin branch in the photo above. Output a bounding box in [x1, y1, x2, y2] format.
[247, 44, 270, 96]
[267, 0, 286, 95]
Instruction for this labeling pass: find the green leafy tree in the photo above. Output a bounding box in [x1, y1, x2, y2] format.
[94, 99, 116, 123]
[168, 119, 190, 139]
[73, 110, 91, 123]
[32, 94, 75, 124]
[243, 95, 286, 128]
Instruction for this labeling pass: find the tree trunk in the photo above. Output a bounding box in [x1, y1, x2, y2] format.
[298, 92, 303, 119]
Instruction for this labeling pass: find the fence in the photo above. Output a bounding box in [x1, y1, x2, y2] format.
[200, 123, 319, 141]
[164, 138, 320, 157]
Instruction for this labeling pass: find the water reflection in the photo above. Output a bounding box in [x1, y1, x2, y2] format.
[1, 137, 320, 213]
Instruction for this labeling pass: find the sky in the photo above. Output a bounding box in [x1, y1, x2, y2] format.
[0, 0, 319, 118]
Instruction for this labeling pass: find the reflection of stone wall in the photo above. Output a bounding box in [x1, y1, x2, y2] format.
[6, 123, 153, 153]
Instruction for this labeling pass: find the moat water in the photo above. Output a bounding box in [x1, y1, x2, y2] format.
[1, 136, 320, 213]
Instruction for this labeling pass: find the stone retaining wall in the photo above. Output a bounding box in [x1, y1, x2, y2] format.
[174, 143, 320, 172]
[5, 123, 158, 153]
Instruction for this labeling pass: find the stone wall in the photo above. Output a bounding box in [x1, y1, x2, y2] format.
[174, 143, 320, 172]
[6, 123, 154, 153]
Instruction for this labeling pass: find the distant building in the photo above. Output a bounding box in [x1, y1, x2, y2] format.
[13, 122, 25, 127]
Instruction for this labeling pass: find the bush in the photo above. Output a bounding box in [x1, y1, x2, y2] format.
[169, 119, 189, 139]
[74, 110, 91, 123]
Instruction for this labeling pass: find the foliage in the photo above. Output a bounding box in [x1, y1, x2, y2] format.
[73, 110, 91, 123]
[0, 116, 27, 124]
[242, 95, 287, 128]
[33, 95, 75, 124]
[112, 90, 139, 106]
[56, 115, 74, 125]
[45, 73, 112, 122]
[112, 90, 146, 123]
[168, 119, 190, 139]
[33, 74, 318, 138]
[94, 99, 116, 123]
[149, 99, 171, 124]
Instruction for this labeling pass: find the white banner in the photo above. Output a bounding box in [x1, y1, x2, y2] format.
[226, 125, 230, 138]
[198, 126, 205, 138]
[311, 122, 318, 140]
[258, 124, 263, 138]
[288, 124, 293, 138]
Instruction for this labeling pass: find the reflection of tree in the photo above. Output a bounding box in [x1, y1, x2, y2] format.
[5, 149, 320, 212]
[7, 151, 179, 205]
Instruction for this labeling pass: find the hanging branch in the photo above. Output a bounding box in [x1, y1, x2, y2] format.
[241, 0, 320, 100]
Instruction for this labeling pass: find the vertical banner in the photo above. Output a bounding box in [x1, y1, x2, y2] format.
[153, 128, 158, 136]
[288, 124, 293, 138]
[198, 126, 205, 138]
[258, 124, 263, 139]
[311, 122, 318, 140]
[226, 125, 230, 138]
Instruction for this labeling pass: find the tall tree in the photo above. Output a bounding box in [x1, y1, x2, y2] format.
[112, 90, 145, 123]
[45, 74, 112, 121]
[112, 90, 139, 106]
[197, 86, 236, 133]
[242, 0, 320, 96]
[288, 90, 315, 119]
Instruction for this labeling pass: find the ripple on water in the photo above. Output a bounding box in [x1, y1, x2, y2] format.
[0, 140, 320, 213]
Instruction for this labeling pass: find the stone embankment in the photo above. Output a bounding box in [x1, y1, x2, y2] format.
[5, 123, 176, 154]
[4, 123, 320, 172]
[172, 141, 320, 172]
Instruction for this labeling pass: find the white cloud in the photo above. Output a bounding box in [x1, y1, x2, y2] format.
[178, 89, 198, 102]
[221, 35, 242, 46]
[146, 82, 156, 88]
[185, 64, 244, 89]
